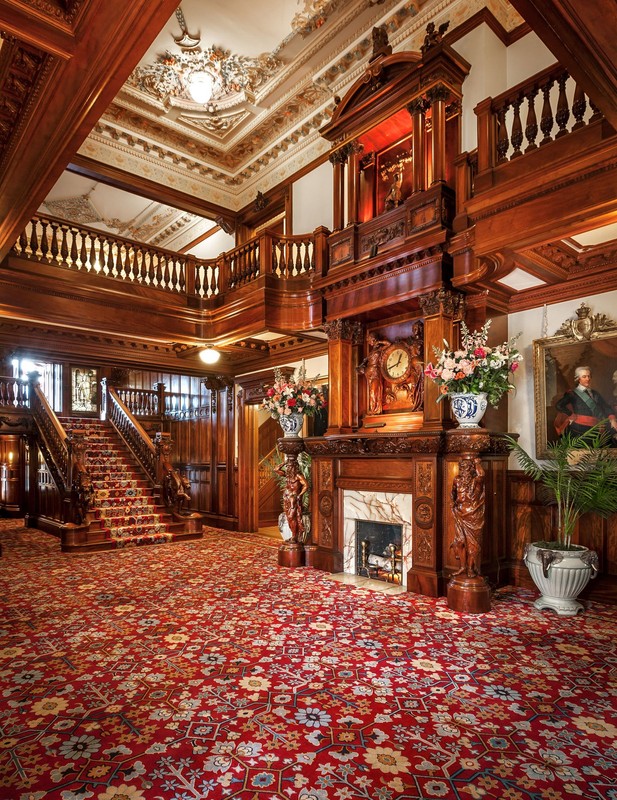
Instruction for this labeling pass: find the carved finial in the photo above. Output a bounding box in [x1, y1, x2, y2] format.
[370, 25, 392, 61]
[254, 191, 270, 211]
[421, 20, 450, 55]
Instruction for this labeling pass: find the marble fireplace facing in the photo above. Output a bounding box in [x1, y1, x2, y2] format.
[343, 490, 413, 586]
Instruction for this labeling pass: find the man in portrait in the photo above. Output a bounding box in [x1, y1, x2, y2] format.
[554, 365, 617, 444]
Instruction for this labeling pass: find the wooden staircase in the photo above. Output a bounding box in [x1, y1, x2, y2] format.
[60, 417, 202, 552]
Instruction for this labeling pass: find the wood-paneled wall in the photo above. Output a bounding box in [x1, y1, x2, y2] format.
[508, 472, 617, 603]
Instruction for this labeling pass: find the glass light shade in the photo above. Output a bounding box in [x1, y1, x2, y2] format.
[187, 70, 216, 104]
[199, 347, 220, 365]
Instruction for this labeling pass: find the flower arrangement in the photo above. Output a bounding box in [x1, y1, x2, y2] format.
[424, 320, 522, 407]
[262, 366, 327, 419]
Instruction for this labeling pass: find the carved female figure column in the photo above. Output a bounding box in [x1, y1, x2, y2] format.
[275, 443, 308, 568]
[447, 450, 491, 613]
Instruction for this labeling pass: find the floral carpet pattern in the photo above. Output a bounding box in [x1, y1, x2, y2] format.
[0, 520, 616, 800]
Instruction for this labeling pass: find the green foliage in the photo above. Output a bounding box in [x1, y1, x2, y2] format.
[506, 423, 617, 549]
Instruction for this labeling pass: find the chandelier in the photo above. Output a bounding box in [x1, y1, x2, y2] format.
[129, 46, 280, 108]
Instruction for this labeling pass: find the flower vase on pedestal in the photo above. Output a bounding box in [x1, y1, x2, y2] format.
[278, 412, 304, 438]
[449, 392, 488, 429]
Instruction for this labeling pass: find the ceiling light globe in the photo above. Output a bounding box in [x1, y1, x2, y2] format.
[187, 70, 215, 104]
[199, 347, 220, 365]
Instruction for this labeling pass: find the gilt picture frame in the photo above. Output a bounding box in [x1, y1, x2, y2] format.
[533, 303, 617, 458]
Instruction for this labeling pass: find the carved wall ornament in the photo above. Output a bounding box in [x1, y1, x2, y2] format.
[323, 319, 363, 343]
[425, 83, 452, 105]
[318, 491, 334, 517]
[414, 529, 433, 565]
[319, 460, 333, 490]
[360, 221, 405, 253]
[417, 462, 433, 498]
[414, 501, 433, 526]
[320, 517, 333, 546]
[554, 302, 615, 341]
[407, 97, 429, 116]
[418, 287, 465, 318]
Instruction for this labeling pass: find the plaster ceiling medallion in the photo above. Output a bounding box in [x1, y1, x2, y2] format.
[126, 6, 281, 111]
[43, 194, 101, 226]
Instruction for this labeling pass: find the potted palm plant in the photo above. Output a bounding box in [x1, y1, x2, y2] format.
[507, 423, 617, 616]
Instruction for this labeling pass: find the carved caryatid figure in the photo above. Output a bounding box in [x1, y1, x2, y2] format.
[357, 333, 390, 415]
[450, 456, 485, 578]
[275, 458, 308, 543]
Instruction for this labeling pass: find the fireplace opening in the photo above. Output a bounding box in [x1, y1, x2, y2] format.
[355, 520, 403, 584]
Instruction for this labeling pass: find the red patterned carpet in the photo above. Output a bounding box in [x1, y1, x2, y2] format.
[0, 521, 616, 800]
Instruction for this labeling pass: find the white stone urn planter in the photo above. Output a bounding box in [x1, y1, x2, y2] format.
[524, 542, 599, 616]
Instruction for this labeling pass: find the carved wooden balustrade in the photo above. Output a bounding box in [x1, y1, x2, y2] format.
[13, 216, 194, 294]
[101, 378, 158, 485]
[115, 387, 161, 419]
[473, 62, 604, 192]
[28, 377, 92, 524]
[11, 216, 329, 300]
[0, 376, 29, 409]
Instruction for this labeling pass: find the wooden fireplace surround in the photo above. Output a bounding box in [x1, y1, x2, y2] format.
[280, 429, 509, 597]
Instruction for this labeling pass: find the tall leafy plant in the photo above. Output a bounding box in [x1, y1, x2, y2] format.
[507, 424, 617, 549]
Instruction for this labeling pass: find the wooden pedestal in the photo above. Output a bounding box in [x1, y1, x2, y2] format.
[278, 542, 304, 568]
[447, 574, 491, 614]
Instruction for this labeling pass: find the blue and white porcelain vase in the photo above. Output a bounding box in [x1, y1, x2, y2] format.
[449, 392, 488, 429]
[278, 412, 304, 438]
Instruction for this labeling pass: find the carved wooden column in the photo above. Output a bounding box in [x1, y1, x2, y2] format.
[324, 319, 363, 435]
[329, 149, 346, 232]
[347, 141, 363, 225]
[419, 287, 465, 429]
[427, 84, 449, 185]
[276, 440, 308, 568]
[445, 434, 492, 614]
[408, 97, 428, 194]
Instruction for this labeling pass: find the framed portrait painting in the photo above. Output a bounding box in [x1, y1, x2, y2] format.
[534, 303, 617, 458]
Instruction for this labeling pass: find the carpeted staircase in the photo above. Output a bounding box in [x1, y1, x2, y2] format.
[61, 417, 200, 550]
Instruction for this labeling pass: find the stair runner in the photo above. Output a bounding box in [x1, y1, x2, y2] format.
[60, 417, 190, 549]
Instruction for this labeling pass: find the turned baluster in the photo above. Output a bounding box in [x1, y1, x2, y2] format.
[589, 98, 602, 124]
[278, 241, 287, 277]
[304, 240, 311, 273]
[539, 79, 555, 145]
[39, 220, 50, 260]
[135, 248, 143, 283]
[154, 252, 163, 287]
[78, 233, 87, 268]
[88, 234, 97, 272]
[18, 229, 28, 254]
[495, 103, 510, 163]
[50, 221, 60, 262]
[29, 221, 39, 257]
[510, 97, 524, 158]
[107, 241, 116, 276]
[571, 83, 587, 131]
[524, 88, 539, 152]
[554, 72, 570, 138]
[69, 228, 78, 266]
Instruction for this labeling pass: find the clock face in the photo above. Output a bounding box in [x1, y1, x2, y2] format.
[383, 345, 411, 382]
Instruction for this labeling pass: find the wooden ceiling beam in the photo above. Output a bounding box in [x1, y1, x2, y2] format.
[0, 1, 75, 59]
[69, 154, 237, 228]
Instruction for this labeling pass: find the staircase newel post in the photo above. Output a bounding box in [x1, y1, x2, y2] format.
[154, 431, 173, 493]
[100, 377, 108, 421]
[154, 382, 166, 422]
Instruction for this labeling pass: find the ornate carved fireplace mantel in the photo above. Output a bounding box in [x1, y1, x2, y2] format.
[279, 429, 509, 598]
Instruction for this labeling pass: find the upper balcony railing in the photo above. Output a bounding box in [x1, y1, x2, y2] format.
[11, 216, 328, 301]
[475, 62, 604, 179]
